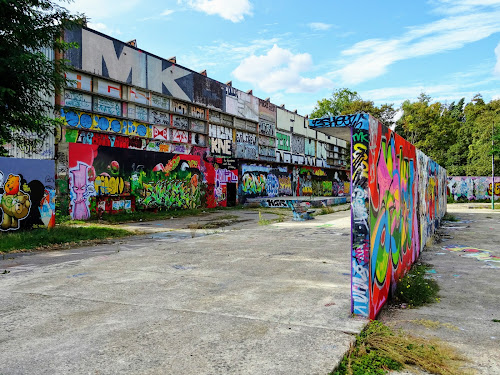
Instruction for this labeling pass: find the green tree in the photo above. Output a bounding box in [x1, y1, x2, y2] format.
[342, 100, 396, 128]
[396, 93, 500, 175]
[310, 88, 396, 127]
[465, 96, 500, 176]
[395, 93, 461, 169]
[0, 0, 82, 154]
[310, 88, 361, 118]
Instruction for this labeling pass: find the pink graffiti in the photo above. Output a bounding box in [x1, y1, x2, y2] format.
[70, 162, 94, 220]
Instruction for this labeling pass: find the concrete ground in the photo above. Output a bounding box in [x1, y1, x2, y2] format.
[2, 203, 498, 374]
[384, 203, 500, 374]
[0, 204, 367, 375]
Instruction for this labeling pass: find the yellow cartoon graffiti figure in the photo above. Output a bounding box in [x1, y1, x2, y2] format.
[0, 174, 31, 230]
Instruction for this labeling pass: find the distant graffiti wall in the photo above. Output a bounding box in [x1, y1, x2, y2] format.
[418, 151, 447, 250]
[68, 143, 206, 219]
[239, 164, 290, 200]
[0, 158, 56, 231]
[447, 176, 500, 201]
[309, 113, 447, 320]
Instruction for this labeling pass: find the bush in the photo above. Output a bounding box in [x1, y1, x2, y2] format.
[395, 263, 440, 307]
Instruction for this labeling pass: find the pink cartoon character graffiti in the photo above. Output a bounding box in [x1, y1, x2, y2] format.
[69, 162, 95, 220]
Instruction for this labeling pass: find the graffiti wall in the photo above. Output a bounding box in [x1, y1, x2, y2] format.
[68, 143, 205, 219]
[368, 119, 421, 319]
[418, 151, 447, 249]
[309, 113, 447, 319]
[447, 176, 500, 201]
[240, 164, 290, 200]
[0, 158, 56, 231]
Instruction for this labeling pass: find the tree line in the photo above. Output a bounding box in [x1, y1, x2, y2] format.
[310, 89, 500, 176]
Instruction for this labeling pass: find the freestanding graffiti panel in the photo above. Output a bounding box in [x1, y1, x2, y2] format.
[368, 120, 420, 319]
[0, 157, 56, 231]
[309, 114, 447, 319]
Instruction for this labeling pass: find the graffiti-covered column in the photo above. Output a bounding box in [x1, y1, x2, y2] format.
[350, 121, 370, 318]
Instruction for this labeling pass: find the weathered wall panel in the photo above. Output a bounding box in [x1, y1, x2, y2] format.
[65, 27, 225, 110]
[5, 131, 56, 160]
[225, 87, 259, 122]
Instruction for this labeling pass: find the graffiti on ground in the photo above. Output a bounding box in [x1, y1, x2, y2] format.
[443, 245, 500, 266]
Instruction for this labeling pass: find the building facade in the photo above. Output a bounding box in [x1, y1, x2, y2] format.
[9, 26, 350, 220]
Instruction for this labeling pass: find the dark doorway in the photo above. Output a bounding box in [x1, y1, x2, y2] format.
[226, 183, 237, 207]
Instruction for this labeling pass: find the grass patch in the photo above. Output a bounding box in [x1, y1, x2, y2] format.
[0, 225, 132, 253]
[313, 203, 351, 216]
[394, 263, 440, 308]
[493, 319, 500, 323]
[331, 321, 470, 375]
[258, 211, 271, 225]
[442, 213, 459, 222]
[318, 206, 335, 215]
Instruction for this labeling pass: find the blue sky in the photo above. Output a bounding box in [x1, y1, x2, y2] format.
[60, 0, 500, 115]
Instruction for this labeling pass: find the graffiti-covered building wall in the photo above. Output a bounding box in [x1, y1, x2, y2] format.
[447, 176, 500, 201]
[50, 25, 350, 216]
[0, 158, 56, 231]
[309, 113, 447, 319]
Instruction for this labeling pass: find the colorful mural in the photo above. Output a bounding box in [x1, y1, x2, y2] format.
[418, 151, 447, 249]
[447, 176, 500, 201]
[68, 143, 205, 218]
[310, 114, 447, 320]
[0, 158, 56, 231]
[368, 120, 421, 319]
[239, 165, 290, 200]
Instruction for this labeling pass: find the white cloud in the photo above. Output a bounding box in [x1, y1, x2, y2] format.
[308, 22, 332, 31]
[232, 44, 332, 93]
[181, 37, 282, 72]
[495, 42, 500, 76]
[140, 9, 175, 21]
[431, 0, 500, 15]
[360, 80, 500, 106]
[332, 4, 500, 84]
[182, 0, 252, 22]
[161, 9, 175, 16]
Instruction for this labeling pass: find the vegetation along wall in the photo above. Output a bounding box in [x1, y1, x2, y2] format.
[447, 176, 500, 201]
[309, 113, 447, 319]
[0, 158, 56, 231]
